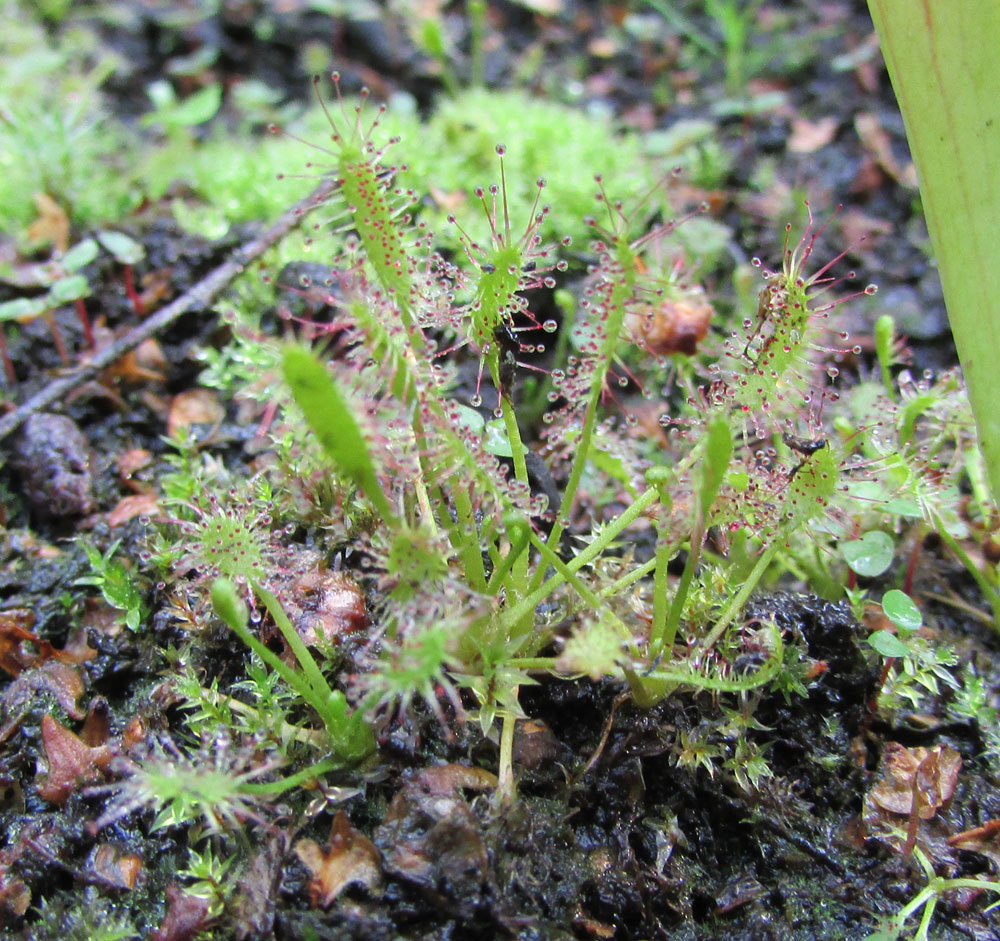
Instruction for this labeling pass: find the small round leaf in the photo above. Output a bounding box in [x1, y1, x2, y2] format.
[868, 629, 910, 658]
[841, 530, 894, 577]
[483, 419, 512, 457]
[881, 589, 922, 634]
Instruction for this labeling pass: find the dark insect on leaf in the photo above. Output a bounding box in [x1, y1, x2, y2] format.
[782, 433, 828, 456]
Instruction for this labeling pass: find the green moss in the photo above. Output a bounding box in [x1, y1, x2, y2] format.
[395, 87, 656, 246]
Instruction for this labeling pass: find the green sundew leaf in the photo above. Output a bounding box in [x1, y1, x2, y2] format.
[881, 589, 923, 634]
[874, 315, 894, 363]
[451, 404, 485, 437]
[699, 414, 732, 513]
[897, 392, 939, 446]
[61, 237, 99, 271]
[210, 578, 249, 633]
[587, 444, 637, 496]
[97, 230, 145, 265]
[868, 629, 910, 659]
[483, 418, 512, 457]
[419, 17, 448, 59]
[882, 496, 924, 518]
[48, 274, 90, 304]
[727, 470, 750, 492]
[841, 530, 894, 577]
[144, 82, 223, 129]
[0, 297, 47, 322]
[281, 345, 396, 522]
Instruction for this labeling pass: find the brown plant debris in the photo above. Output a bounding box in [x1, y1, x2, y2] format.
[35, 713, 113, 805]
[295, 810, 383, 908]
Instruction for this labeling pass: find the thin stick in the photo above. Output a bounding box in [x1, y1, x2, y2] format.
[0, 179, 337, 443]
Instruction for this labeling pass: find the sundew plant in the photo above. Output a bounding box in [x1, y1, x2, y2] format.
[200, 75, 979, 800]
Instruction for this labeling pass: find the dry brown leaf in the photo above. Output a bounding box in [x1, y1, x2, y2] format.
[946, 818, 1000, 870]
[80, 697, 112, 747]
[104, 351, 167, 386]
[429, 186, 467, 215]
[512, 718, 562, 770]
[0, 663, 88, 744]
[413, 763, 498, 797]
[625, 296, 713, 356]
[108, 492, 162, 528]
[122, 715, 147, 751]
[150, 884, 211, 941]
[0, 613, 92, 678]
[869, 743, 961, 819]
[26, 193, 70, 253]
[0, 871, 30, 922]
[117, 447, 154, 481]
[284, 569, 368, 646]
[87, 843, 143, 889]
[838, 208, 894, 252]
[167, 388, 225, 437]
[0, 611, 39, 677]
[295, 811, 383, 908]
[787, 116, 838, 154]
[855, 112, 918, 188]
[36, 713, 113, 805]
[136, 269, 175, 312]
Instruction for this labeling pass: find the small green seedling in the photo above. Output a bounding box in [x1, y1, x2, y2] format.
[865, 845, 1000, 941]
[76, 538, 148, 632]
[868, 589, 922, 660]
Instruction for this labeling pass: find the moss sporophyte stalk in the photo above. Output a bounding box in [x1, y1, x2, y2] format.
[135, 73, 984, 813]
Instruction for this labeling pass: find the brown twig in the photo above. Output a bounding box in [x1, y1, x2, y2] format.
[0, 179, 336, 443]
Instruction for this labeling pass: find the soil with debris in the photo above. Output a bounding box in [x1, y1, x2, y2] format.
[1, 2, 999, 940]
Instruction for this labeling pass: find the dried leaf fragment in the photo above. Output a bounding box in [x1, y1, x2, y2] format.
[108, 491, 162, 528]
[87, 843, 143, 889]
[295, 811, 382, 908]
[286, 568, 368, 646]
[869, 743, 961, 819]
[947, 818, 1000, 869]
[36, 713, 113, 805]
[26, 193, 70, 253]
[625, 296, 713, 357]
[167, 388, 224, 437]
[0, 871, 30, 922]
[855, 112, 918, 188]
[376, 764, 496, 895]
[0, 612, 95, 679]
[787, 116, 838, 153]
[150, 884, 211, 941]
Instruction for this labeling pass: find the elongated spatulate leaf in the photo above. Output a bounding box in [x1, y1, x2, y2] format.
[282, 345, 396, 522]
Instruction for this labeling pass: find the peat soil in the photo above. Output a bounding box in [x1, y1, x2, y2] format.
[1, 2, 999, 939]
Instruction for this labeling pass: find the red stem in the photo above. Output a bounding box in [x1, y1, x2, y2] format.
[123, 265, 144, 316]
[45, 313, 70, 366]
[0, 330, 17, 384]
[74, 298, 95, 349]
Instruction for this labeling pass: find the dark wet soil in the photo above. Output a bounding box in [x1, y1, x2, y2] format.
[2, 2, 999, 940]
